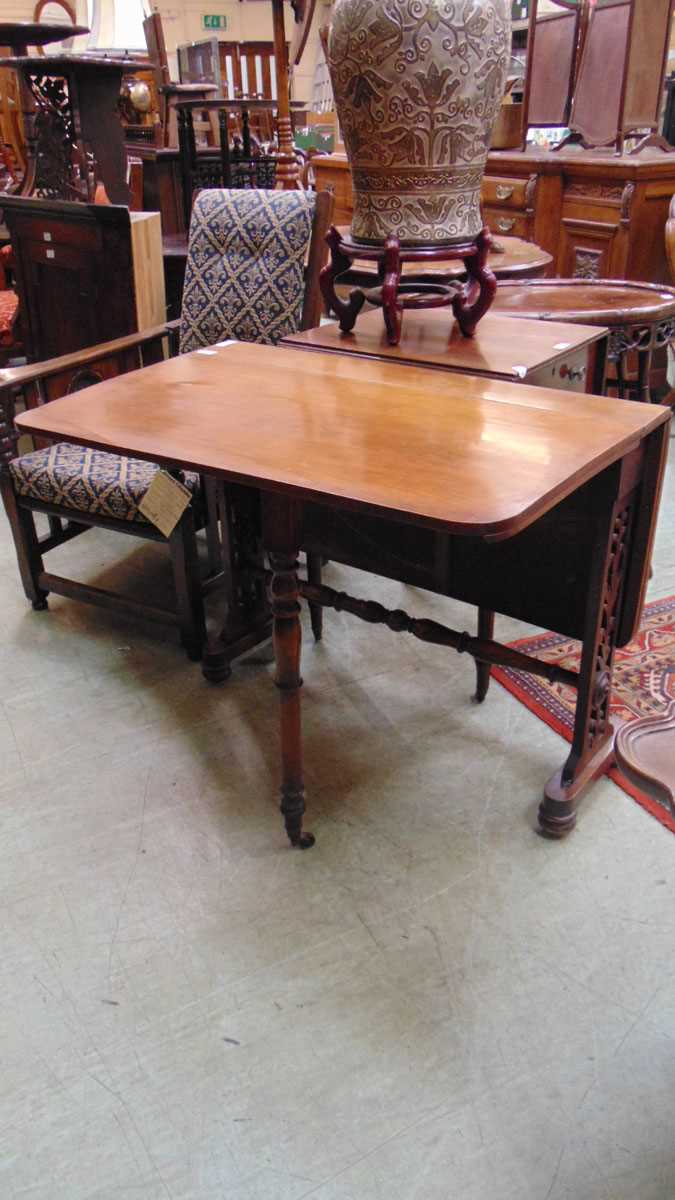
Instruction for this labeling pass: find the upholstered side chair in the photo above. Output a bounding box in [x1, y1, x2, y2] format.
[178, 187, 333, 648]
[0, 188, 333, 661]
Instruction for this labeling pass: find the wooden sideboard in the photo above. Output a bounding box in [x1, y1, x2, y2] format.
[314, 148, 675, 285]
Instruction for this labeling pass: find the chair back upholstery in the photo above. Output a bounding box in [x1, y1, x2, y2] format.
[179, 188, 318, 352]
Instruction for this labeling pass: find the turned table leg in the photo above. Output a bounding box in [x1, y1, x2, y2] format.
[269, 549, 314, 848]
[474, 608, 494, 702]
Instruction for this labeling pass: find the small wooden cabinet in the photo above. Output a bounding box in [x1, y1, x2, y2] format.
[314, 148, 675, 285]
[2, 198, 165, 361]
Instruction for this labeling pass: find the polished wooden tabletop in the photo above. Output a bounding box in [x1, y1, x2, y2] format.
[15, 342, 669, 539]
[493, 279, 675, 326]
[283, 310, 605, 379]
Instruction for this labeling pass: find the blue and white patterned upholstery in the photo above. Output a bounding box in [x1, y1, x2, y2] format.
[10, 442, 199, 525]
[179, 188, 316, 353]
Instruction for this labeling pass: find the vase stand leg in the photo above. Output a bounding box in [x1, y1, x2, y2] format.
[452, 227, 497, 338]
[319, 224, 366, 334]
[381, 234, 403, 346]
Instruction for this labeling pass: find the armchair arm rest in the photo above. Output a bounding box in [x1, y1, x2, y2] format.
[0, 382, 19, 468]
[0, 323, 174, 392]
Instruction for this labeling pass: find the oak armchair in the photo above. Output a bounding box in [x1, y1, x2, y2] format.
[0, 328, 210, 659]
[0, 188, 333, 663]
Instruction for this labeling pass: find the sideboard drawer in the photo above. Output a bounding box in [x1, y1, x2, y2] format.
[481, 175, 528, 210]
[529, 346, 590, 393]
[483, 208, 530, 239]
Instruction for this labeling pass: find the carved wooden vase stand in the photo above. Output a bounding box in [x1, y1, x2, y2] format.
[320, 224, 498, 345]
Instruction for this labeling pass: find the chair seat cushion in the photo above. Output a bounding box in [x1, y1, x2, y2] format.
[0, 289, 18, 338]
[10, 442, 200, 524]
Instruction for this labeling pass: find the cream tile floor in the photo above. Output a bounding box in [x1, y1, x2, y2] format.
[1, 439, 674, 1200]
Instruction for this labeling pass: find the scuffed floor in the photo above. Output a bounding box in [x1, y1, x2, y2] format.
[0, 434, 674, 1200]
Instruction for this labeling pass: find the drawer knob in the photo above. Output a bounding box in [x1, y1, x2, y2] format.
[496, 218, 516, 233]
[559, 364, 587, 383]
[496, 185, 514, 201]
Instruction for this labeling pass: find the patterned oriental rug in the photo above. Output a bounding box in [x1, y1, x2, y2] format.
[492, 595, 675, 834]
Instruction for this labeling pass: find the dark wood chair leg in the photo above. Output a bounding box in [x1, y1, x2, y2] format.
[307, 551, 323, 642]
[169, 506, 206, 661]
[1, 482, 49, 609]
[474, 607, 494, 702]
[202, 476, 222, 578]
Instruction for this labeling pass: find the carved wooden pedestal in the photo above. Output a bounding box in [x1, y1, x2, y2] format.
[0, 54, 139, 205]
[320, 225, 497, 346]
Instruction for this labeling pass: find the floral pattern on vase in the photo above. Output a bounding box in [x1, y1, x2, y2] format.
[327, 0, 511, 246]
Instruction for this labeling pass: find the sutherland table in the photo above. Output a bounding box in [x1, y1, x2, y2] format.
[14, 344, 671, 849]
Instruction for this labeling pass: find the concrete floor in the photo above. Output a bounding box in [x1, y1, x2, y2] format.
[0, 437, 674, 1200]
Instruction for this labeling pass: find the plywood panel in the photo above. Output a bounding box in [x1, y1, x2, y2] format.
[130, 211, 166, 331]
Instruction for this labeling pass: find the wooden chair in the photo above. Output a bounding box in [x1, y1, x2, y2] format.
[0, 329, 209, 659]
[179, 188, 331, 348]
[0, 189, 333, 662]
[177, 101, 279, 230]
[178, 187, 333, 650]
[143, 11, 218, 150]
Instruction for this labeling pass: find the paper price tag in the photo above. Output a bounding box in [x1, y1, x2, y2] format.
[138, 470, 192, 538]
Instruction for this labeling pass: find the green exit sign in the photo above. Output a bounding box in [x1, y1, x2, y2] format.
[202, 13, 226, 30]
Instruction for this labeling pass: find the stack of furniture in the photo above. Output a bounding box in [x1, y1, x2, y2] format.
[143, 13, 218, 151]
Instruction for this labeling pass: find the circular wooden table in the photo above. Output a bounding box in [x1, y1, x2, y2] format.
[342, 233, 553, 287]
[0, 21, 89, 53]
[615, 705, 675, 820]
[492, 279, 675, 402]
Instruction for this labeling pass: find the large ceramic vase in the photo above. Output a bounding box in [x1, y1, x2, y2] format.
[327, 0, 511, 246]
